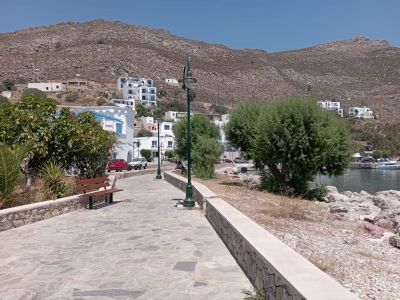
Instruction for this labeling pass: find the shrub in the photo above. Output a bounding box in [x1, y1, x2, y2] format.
[192, 136, 223, 178]
[0, 96, 9, 105]
[164, 150, 175, 159]
[137, 129, 153, 137]
[158, 89, 167, 97]
[40, 161, 72, 199]
[21, 88, 47, 99]
[65, 92, 79, 102]
[2, 79, 16, 91]
[140, 149, 152, 162]
[210, 104, 229, 115]
[96, 97, 107, 106]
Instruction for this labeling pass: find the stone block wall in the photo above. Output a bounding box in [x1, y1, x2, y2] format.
[165, 171, 358, 300]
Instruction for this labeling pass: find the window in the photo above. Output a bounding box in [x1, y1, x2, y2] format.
[116, 123, 122, 134]
[150, 89, 155, 94]
[152, 141, 157, 148]
[56, 85, 59, 89]
[128, 90, 132, 94]
[128, 83, 132, 87]
[168, 141, 173, 148]
[164, 124, 170, 130]
[147, 80, 152, 85]
[46, 87, 49, 90]
[142, 88, 146, 93]
[142, 95, 147, 100]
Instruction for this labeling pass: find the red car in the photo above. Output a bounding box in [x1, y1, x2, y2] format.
[107, 159, 130, 172]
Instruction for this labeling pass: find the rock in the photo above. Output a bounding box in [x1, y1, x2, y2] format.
[362, 222, 385, 238]
[372, 190, 400, 210]
[389, 235, 400, 248]
[325, 186, 338, 194]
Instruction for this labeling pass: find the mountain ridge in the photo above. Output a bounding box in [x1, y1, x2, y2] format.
[0, 20, 399, 121]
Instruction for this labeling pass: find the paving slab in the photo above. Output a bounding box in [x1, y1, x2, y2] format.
[0, 174, 251, 299]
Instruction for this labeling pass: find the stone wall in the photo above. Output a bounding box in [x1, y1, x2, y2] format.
[0, 194, 89, 232]
[164, 171, 358, 300]
[114, 165, 175, 180]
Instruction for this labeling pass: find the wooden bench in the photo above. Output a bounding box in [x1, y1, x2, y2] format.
[76, 176, 123, 209]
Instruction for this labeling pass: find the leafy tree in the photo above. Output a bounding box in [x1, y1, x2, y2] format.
[96, 97, 107, 106]
[137, 129, 153, 137]
[65, 92, 79, 102]
[164, 150, 175, 159]
[21, 88, 47, 100]
[173, 114, 220, 160]
[225, 103, 264, 158]
[158, 89, 167, 97]
[140, 149, 152, 162]
[210, 104, 229, 115]
[192, 136, 223, 178]
[253, 97, 352, 196]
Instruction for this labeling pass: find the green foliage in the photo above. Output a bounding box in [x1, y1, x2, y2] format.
[0, 95, 117, 179]
[192, 136, 223, 178]
[2, 79, 16, 91]
[0, 143, 28, 207]
[372, 149, 390, 159]
[140, 149, 152, 162]
[164, 150, 175, 159]
[210, 103, 229, 115]
[158, 89, 167, 97]
[241, 288, 264, 300]
[225, 103, 264, 158]
[303, 186, 328, 201]
[40, 161, 73, 199]
[157, 99, 186, 113]
[21, 88, 47, 99]
[173, 114, 220, 160]
[254, 97, 352, 196]
[136, 104, 150, 117]
[137, 129, 153, 137]
[65, 92, 79, 102]
[0, 96, 9, 105]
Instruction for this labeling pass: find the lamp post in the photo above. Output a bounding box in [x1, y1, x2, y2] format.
[155, 110, 162, 179]
[181, 57, 197, 208]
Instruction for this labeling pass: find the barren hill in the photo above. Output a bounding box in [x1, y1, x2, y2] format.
[0, 20, 399, 120]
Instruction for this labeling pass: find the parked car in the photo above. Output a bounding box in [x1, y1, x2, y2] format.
[129, 157, 147, 170]
[107, 159, 130, 172]
[234, 157, 248, 164]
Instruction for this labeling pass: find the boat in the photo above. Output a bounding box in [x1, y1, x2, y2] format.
[377, 161, 400, 170]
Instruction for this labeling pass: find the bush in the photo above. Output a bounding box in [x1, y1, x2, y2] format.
[136, 104, 149, 117]
[0, 96, 9, 105]
[96, 97, 107, 106]
[137, 129, 153, 137]
[140, 149, 152, 162]
[40, 161, 73, 199]
[210, 104, 229, 115]
[164, 150, 175, 159]
[192, 136, 223, 178]
[21, 88, 47, 99]
[65, 92, 79, 102]
[253, 97, 352, 196]
[2, 79, 16, 91]
[158, 89, 167, 97]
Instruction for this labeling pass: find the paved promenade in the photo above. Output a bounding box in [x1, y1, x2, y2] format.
[0, 174, 251, 299]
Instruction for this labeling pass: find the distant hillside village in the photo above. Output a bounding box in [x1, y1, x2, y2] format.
[0, 76, 376, 162]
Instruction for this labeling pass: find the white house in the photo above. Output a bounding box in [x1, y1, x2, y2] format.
[317, 101, 344, 117]
[133, 135, 175, 160]
[112, 98, 136, 110]
[348, 106, 374, 119]
[60, 105, 136, 162]
[165, 78, 179, 86]
[164, 111, 192, 122]
[117, 76, 157, 106]
[28, 82, 66, 92]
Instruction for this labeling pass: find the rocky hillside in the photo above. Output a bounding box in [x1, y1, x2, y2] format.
[0, 20, 399, 120]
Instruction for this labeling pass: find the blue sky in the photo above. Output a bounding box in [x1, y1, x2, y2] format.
[1, 0, 399, 52]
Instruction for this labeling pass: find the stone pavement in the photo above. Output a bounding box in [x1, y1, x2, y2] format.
[0, 174, 251, 299]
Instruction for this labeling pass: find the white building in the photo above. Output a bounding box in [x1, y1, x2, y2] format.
[213, 114, 230, 144]
[117, 76, 157, 106]
[164, 111, 191, 122]
[28, 82, 66, 92]
[112, 98, 136, 110]
[317, 101, 344, 117]
[348, 106, 374, 119]
[165, 78, 179, 86]
[61, 106, 136, 162]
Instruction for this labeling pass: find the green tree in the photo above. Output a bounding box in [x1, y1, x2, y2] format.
[253, 97, 352, 196]
[173, 114, 220, 160]
[164, 150, 175, 159]
[210, 104, 229, 115]
[65, 92, 79, 102]
[225, 103, 264, 158]
[137, 129, 153, 137]
[192, 136, 223, 178]
[140, 149, 152, 162]
[21, 88, 47, 99]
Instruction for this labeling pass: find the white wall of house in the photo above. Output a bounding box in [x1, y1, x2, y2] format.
[133, 136, 176, 159]
[112, 98, 136, 110]
[349, 106, 374, 119]
[0, 91, 11, 99]
[118, 76, 157, 106]
[165, 78, 179, 86]
[28, 82, 66, 92]
[61, 105, 136, 161]
[317, 101, 344, 117]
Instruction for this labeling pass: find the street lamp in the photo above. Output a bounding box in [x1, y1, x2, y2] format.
[180, 57, 197, 208]
[155, 109, 162, 179]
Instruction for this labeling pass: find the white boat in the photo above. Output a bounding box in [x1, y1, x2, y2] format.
[377, 161, 400, 170]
